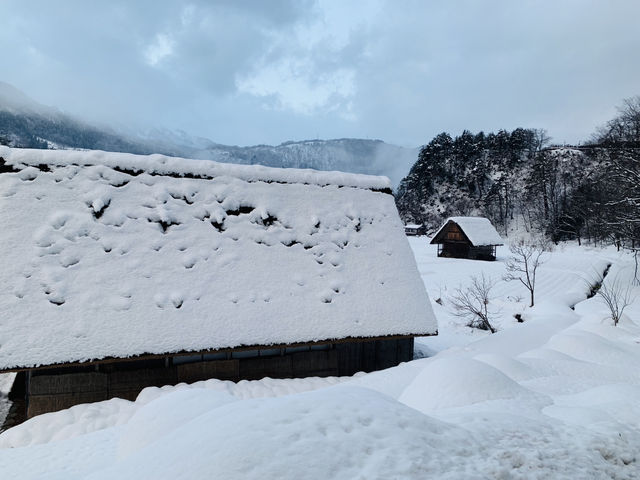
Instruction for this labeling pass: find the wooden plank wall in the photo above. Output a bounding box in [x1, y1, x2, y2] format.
[25, 338, 414, 418]
[468, 246, 495, 260]
[337, 338, 413, 375]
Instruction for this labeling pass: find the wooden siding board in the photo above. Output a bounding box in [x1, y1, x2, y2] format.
[29, 372, 108, 395]
[397, 338, 414, 363]
[336, 341, 361, 376]
[177, 359, 239, 383]
[291, 350, 338, 377]
[360, 340, 377, 373]
[28, 392, 109, 418]
[239, 355, 293, 380]
[374, 339, 399, 371]
[108, 367, 178, 391]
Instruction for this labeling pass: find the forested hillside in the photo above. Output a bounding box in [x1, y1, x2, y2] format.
[395, 97, 640, 250]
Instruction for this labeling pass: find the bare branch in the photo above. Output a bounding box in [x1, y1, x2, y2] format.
[450, 273, 498, 333]
[503, 238, 551, 307]
[597, 274, 636, 326]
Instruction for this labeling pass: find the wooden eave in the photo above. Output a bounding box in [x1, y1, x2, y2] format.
[0, 331, 437, 374]
[430, 220, 472, 245]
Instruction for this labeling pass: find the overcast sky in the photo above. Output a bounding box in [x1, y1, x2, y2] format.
[1, 0, 639, 147]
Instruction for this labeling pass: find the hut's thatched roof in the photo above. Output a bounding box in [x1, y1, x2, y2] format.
[430, 217, 504, 246]
[0, 146, 436, 371]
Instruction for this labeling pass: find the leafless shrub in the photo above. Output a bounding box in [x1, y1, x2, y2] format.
[450, 273, 498, 333]
[504, 238, 551, 307]
[597, 274, 635, 326]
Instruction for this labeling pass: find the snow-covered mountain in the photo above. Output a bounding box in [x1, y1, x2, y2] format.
[0, 81, 152, 153]
[0, 81, 55, 115]
[0, 82, 417, 185]
[153, 135, 419, 186]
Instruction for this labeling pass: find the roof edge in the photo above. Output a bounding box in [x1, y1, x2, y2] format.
[0, 146, 392, 193]
[430, 218, 504, 246]
[0, 332, 437, 373]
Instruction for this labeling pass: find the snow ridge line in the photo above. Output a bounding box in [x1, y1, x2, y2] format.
[0, 146, 393, 193]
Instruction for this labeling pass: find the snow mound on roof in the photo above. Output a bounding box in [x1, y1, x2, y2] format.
[0, 146, 391, 190]
[399, 357, 533, 411]
[435, 216, 504, 246]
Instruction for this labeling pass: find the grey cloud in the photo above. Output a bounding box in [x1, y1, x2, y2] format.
[0, 0, 639, 147]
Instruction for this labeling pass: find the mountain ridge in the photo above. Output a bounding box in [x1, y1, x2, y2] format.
[0, 82, 417, 185]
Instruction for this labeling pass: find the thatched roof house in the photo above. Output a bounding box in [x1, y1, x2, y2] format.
[430, 216, 503, 260]
[0, 146, 436, 423]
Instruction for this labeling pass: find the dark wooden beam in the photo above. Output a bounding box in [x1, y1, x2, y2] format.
[0, 331, 437, 374]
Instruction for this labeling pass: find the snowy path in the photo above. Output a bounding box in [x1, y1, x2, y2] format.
[0, 240, 639, 478]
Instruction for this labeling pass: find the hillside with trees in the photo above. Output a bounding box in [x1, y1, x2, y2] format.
[395, 97, 640, 253]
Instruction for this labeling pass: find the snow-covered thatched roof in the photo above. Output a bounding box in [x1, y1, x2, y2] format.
[0, 147, 436, 371]
[431, 217, 503, 246]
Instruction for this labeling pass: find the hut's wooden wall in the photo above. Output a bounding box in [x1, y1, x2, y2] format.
[440, 244, 496, 260]
[22, 338, 414, 419]
[468, 246, 496, 261]
[444, 223, 465, 241]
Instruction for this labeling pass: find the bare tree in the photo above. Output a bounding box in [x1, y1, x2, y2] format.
[595, 96, 640, 145]
[533, 128, 552, 153]
[597, 274, 635, 326]
[450, 273, 498, 333]
[504, 238, 550, 307]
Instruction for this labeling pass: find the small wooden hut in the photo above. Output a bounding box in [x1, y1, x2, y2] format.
[0, 146, 437, 427]
[430, 217, 503, 261]
[404, 223, 427, 236]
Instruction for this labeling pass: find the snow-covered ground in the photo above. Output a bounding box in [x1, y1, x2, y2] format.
[1, 239, 639, 479]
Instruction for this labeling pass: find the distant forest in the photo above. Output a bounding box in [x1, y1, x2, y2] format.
[395, 97, 640, 250]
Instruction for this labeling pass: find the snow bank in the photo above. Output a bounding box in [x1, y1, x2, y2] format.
[0, 386, 485, 480]
[399, 357, 535, 411]
[117, 388, 236, 458]
[0, 398, 135, 449]
[101, 386, 476, 479]
[1, 238, 640, 479]
[0, 375, 349, 449]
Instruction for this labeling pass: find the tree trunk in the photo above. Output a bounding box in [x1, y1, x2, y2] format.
[530, 289, 534, 308]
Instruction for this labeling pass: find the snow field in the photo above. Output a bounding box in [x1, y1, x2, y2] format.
[0, 239, 639, 478]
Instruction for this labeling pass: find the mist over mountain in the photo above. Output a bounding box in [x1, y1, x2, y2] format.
[141, 130, 418, 186]
[0, 82, 417, 185]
